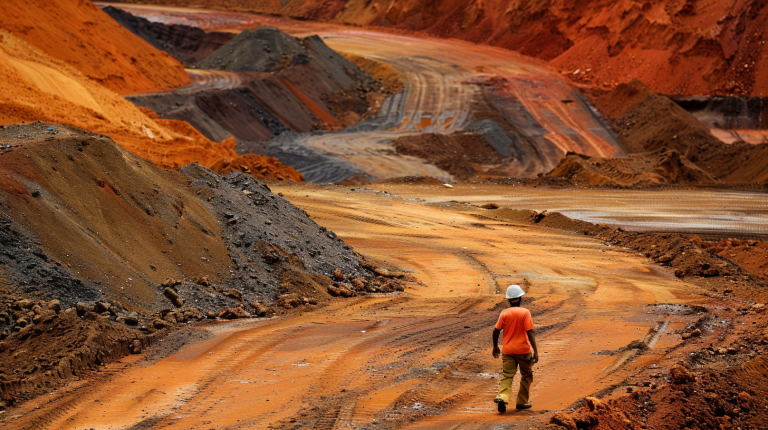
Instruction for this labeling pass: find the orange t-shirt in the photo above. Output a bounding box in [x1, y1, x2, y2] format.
[495, 307, 534, 355]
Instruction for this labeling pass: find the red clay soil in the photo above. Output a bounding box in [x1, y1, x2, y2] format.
[591, 80, 768, 183]
[117, 0, 768, 97]
[546, 149, 717, 188]
[209, 153, 304, 181]
[704, 239, 768, 281]
[0, 30, 298, 181]
[547, 359, 768, 430]
[0, 0, 189, 95]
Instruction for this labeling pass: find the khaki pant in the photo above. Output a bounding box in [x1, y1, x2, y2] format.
[497, 353, 534, 405]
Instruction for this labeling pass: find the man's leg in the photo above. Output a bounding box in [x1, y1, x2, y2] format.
[496, 354, 519, 403]
[514, 354, 534, 406]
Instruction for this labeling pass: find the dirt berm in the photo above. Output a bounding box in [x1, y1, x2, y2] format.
[592, 79, 768, 184]
[0, 122, 403, 407]
[102, 5, 234, 66]
[546, 149, 718, 188]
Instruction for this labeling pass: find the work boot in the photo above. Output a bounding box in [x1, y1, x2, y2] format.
[515, 403, 532, 410]
[494, 397, 507, 413]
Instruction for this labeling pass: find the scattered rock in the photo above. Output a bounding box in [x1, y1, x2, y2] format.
[130, 339, 143, 354]
[549, 412, 578, 430]
[218, 307, 249, 319]
[333, 267, 344, 280]
[670, 364, 695, 383]
[251, 302, 268, 317]
[161, 278, 181, 288]
[45, 299, 61, 313]
[276, 294, 303, 308]
[327, 283, 355, 298]
[163, 287, 179, 301]
[76, 302, 96, 316]
[32, 310, 57, 325]
[225, 289, 243, 300]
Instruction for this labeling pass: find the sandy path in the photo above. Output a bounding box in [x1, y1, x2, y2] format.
[4, 184, 708, 429]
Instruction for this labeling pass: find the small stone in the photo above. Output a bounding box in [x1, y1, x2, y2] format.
[670, 364, 695, 384]
[152, 319, 167, 329]
[45, 300, 61, 313]
[32, 310, 57, 325]
[94, 302, 110, 313]
[333, 268, 344, 280]
[13, 299, 33, 310]
[130, 339, 143, 354]
[218, 307, 249, 319]
[585, 396, 606, 411]
[251, 302, 268, 317]
[163, 287, 179, 301]
[76, 301, 96, 316]
[225, 289, 242, 301]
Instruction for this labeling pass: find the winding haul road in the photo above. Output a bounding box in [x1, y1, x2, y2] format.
[101, 3, 624, 183]
[3, 6, 755, 430]
[3, 182, 710, 430]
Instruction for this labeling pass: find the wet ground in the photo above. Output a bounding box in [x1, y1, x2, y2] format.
[381, 183, 768, 238]
[4, 183, 723, 429]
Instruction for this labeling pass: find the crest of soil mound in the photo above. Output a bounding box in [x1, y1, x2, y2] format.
[116, 0, 768, 97]
[547, 150, 718, 188]
[102, 6, 234, 66]
[592, 80, 768, 183]
[0, 0, 189, 94]
[0, 29, 299, 181]
[0, 123, 392, 404]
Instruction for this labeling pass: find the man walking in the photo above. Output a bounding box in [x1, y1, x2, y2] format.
[492, 284, 538, 413]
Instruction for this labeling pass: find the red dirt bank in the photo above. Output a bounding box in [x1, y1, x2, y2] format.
[113, 0, 768, 97]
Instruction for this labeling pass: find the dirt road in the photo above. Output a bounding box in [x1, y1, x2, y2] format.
[102, 4, 625, 182]
[4, 184, 715, 429]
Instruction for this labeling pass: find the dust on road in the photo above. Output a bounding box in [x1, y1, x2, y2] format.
[4, 183, 713, 429]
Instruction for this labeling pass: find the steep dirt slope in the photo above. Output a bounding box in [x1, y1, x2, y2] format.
[103, 5, 234, 66]
[0, 122, 392, 405]
[0, 0, 189, 94]
[0, 29, 300, 180]
[592, 80, 768, 183]
[546, 149, 717, 187]
[113, 0, 768, 97]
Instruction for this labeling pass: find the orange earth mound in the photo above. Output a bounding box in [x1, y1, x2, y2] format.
[0, 30, 301, 181]
[121, 0, 768, 97]
[0, 0, 189, 95]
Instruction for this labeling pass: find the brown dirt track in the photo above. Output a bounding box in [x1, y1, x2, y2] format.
[4, 182, 766, 429]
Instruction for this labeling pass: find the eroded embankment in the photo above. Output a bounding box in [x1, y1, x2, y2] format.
[0, 123, 403, 407]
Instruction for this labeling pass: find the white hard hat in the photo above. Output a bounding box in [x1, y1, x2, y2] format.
[505, 284, 525, 299]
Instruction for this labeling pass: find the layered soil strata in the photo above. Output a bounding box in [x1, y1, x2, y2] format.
[592, 80, 768, 183]
[124, 22, 389, 152]
[0, 0, 189, 94]
[111, 0, 768, 97]
[103, 5, 234, 66]
[0, 29, 298, 180]
[546, 150, 718, 188]
[0, 123, 401, 405]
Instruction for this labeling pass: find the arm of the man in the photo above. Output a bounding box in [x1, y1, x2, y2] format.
[492, 328, 501, 358]
[527, 329, 539, 363]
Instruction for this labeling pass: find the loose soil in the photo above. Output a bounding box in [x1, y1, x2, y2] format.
[0, 123, 398, 405]
[2, 181, 766, 429]
[0, 0, 189, 95]
[592, 80, 768, 184]
[546, 149, 717, 188]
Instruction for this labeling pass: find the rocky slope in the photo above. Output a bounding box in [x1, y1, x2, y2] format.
[0, 123, 400, 405]
[103, 5, 234, 66]
[0, 0, 189, 95]
[112, 0, 768, 97]
[126, 24, 386, 153]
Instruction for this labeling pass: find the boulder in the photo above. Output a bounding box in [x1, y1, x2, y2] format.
[218, 307, 249, 319]
[94, 302, 111, 314]
[152, 319, 167, 329]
